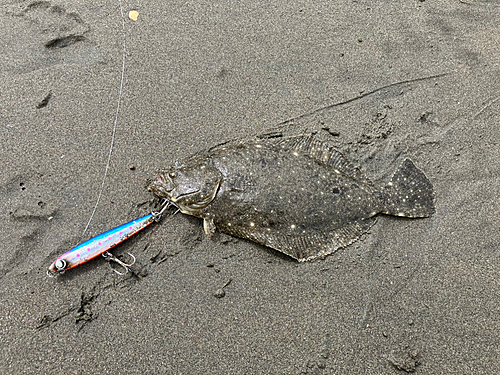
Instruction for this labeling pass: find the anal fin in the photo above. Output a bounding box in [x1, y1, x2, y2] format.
[241, 217, 377, 262]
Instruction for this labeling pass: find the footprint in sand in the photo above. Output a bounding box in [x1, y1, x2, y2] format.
[0, 172, 59, 279]
[1, 1, 103, 73]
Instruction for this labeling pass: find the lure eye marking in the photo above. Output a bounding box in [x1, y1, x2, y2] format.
[55, 259, 67, 271]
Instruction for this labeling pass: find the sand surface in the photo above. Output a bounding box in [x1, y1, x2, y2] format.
[1, 0, 500, 374]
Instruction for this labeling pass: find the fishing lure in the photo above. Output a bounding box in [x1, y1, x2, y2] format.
[47, 202, 170, 276]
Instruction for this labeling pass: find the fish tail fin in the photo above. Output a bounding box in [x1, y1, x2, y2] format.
[382, 159, 435, 218]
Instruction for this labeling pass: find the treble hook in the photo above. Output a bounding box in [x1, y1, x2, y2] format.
[102, 251, 136, 275]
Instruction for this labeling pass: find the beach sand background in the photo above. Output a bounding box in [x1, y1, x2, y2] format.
[1, 0, 500, 373]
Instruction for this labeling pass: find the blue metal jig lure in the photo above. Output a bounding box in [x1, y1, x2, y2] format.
[48, 202, 170, 276]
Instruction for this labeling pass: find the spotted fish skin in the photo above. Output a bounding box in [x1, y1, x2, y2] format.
[146, 135, 435, 261]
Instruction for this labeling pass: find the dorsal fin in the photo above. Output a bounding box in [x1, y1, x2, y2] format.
[185, 134, 371, 185]
[272, 134, 371, 185]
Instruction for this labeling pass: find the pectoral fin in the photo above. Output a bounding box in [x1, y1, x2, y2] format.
[203, 217, 217, 237]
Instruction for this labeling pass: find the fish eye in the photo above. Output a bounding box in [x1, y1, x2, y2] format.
[168, 171, 177, 179]
[55, 259, 67, 271]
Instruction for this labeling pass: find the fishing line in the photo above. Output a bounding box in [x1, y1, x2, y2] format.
[83, 0, 126, 236]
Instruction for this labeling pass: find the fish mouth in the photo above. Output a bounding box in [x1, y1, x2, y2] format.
[146, 173, 174, 197]
[155, 173, 165, 184]
[146, 175, 198, 204]
[146, 177, 168, 196]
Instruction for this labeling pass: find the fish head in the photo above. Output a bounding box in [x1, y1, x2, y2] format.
[147, 159, 222, 214]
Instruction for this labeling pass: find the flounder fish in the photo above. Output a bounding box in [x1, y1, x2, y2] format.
[146, 134, 434, 261]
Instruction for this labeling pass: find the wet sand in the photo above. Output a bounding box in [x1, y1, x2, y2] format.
[1, 0, 500, 373]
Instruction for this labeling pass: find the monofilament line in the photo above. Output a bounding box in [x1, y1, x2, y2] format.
[83, 0, 126, 236]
